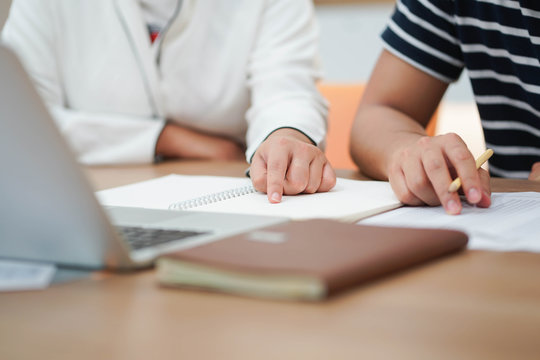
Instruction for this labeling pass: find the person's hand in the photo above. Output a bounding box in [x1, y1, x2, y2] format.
[388, 133, 491, 214]
[250, 128, 336, 203]
[529, 162, 540, 181]
[155, 123, 245, 161]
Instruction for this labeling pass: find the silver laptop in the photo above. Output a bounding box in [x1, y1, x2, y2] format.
[0, 45, 287, 269]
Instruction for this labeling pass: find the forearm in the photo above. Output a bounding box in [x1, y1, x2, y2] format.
[155, 123, 245, 161]
[350, 104, 427, 180]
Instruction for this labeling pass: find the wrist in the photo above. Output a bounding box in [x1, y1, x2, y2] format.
[267, 127, 314, 145]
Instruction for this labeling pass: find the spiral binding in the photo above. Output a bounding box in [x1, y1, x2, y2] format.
[168, 185, 257, 211]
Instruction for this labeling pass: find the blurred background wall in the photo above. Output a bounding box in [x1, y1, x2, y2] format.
[0, 0, 9, 27]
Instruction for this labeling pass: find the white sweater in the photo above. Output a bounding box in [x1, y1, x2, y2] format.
[2, 0, 327, 164]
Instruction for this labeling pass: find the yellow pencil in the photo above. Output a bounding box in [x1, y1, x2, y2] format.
[448, 148, 494, 193]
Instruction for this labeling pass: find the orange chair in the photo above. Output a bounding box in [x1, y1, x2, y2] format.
[318, 83, 364, 170]
[318, 82, 437, 170]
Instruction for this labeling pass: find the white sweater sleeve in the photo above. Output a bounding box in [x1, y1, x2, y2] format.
[245, 0, 328, 161]
[1, 0, 165, 164]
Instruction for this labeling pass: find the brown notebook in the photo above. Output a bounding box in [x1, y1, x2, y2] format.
[156, 220, 468, 301]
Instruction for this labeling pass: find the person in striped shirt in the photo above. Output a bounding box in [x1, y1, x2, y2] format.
[350, 0, 540, 215]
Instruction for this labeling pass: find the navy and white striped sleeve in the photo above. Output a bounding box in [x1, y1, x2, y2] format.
[381, 0, 464, 83]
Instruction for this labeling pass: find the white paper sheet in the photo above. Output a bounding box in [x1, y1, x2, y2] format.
[0, 259, 56, 292]
[360, 192, 540, 252]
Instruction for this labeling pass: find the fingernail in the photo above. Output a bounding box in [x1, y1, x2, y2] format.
[468, 187, 481, 203]
[446, 200, 460, 215]
[270, 192, 281, 203]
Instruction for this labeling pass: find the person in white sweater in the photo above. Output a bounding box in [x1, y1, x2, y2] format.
[2, 0, 335, 203]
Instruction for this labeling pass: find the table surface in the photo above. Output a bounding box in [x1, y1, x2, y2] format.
[2, 160, 540, 360]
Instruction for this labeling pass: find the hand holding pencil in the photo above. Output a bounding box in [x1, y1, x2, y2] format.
[448, 149, 494, 193]
[385, 134, 492, 215]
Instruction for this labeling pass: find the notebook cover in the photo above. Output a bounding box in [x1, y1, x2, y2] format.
[158, 219, 468, 297]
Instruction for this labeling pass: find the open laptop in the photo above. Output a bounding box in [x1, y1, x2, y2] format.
[0, 45, 287, 270]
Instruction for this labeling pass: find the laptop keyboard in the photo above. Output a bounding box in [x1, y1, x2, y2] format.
[116, 226, 210, 250]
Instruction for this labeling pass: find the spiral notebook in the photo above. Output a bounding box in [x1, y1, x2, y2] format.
[96, 175, 402, 222]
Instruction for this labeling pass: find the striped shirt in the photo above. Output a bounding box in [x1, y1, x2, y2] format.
[382, 0, 540, 178]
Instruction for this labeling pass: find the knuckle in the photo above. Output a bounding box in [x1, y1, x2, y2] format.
[408, 176, 429, 194]
[444, 132, 463, 144]
[297, 142, 314, 157]
[417, 136, 432, 148]
[290, 158, 307, 170]
[400, 147, 412, 160]
[277, 137, 291, 147]
[451, 147, 471, 162]
[392, 149, 411, 170]
[289, 179, 306, 193]
[424, 156, 444, 173]
[285, 176, 307, 194]
[313, 149, 326, 162]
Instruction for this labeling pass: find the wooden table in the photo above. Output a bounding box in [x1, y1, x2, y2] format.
[2, 161, 540, 360]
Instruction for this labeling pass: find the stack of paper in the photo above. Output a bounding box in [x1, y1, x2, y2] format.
[361, 192, 540, 252]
